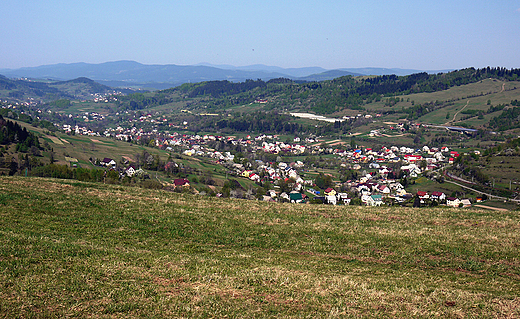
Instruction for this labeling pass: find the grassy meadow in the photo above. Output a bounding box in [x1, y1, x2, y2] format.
[363, 79, 520, 126]
[0, 176, 519, 317]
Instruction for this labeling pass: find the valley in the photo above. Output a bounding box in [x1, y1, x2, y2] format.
[0, 67, 519, 211]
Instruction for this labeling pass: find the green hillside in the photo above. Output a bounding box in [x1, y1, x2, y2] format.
[0, 75, 134, 103]
[10, 120, 232, 189]
[0, 177, 518, 317]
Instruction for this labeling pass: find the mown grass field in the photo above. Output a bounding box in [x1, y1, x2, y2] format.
[0, 176, 519, 318]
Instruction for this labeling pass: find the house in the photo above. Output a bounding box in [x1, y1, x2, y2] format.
[361, 194, 372, 204]
[369, 162, 380, 169]
[173, 178, 190, 188]
[430, 191, 446, 201]
[336, 193, 351, 205]
[102, 158, 116, 167]
[324, 188, 337, 196]
[404, 154, 423, 163]
[125, 166, 136, 177]
[326, 195, 337, 205]
[460, 199, 472, 208]
[416, 191, 429, 200]
[377, 184, 390, 194]
[401, 164, 421, 177]
[396, 189, 408, 197]
[262, 195, 275, 202]
[367, 194, 383, 206]
[249, 173, 260, 182]
[446, 197, 461, 207]
[280, 192, 290, 201]
[289, 192, 304, 203]
[389, 182, 404, 191]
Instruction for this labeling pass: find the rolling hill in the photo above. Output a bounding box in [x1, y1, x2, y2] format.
[0, 176, 518, 317]
[0, 75, 130, 102]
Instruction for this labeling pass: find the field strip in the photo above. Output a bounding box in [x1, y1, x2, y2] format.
[326, 139, 341, 144]
[47, 135, 63, 145]
[474, 204, 509, 211]
[382, 134, 405, 137]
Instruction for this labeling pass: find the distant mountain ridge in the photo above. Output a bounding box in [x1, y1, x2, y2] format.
[0, 60, 452, 90]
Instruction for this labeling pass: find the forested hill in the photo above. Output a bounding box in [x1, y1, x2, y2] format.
[0, 75, 130, 102]
[0, 75, 67, 101]
[117, 67, 520, 114]
[0, 115, 40, 152]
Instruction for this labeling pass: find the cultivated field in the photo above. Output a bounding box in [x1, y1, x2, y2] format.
[0, 177, 518, 317]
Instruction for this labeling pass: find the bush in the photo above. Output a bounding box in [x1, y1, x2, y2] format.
[140, 180, 164, 190]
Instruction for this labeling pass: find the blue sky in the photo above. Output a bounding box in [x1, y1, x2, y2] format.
[1, 0, 519, 70]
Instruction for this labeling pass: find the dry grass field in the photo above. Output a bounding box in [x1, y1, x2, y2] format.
[0, 176, 519, 317]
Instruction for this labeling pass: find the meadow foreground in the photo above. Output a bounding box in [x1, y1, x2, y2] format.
[0, 177, 518, 318]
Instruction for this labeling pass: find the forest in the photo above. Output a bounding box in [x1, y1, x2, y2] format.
[115, 67, 520, 115]
[0, 115, 41, 152]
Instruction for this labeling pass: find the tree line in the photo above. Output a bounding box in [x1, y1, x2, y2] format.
[117, 67, 520, 115]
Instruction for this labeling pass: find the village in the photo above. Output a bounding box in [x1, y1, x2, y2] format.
[81, 120, 477, 208]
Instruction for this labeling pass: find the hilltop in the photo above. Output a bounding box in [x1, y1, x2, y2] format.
[0, 176, 518, 317]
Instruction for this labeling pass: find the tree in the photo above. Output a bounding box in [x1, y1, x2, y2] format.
[315, 173, 333, 190]
[413, 196, 421, 208]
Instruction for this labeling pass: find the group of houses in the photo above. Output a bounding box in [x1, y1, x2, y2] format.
[85, 124, 479, 207]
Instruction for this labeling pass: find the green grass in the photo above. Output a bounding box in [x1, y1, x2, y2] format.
[364, 79, 520, 126]
[0, 176, 519, 317]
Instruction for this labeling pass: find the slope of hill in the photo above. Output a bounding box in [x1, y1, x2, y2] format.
[0, 74, 68, 101]
[0, 176, 518, 317]
[0, 75, 130, 102]
[115, 67, 520, 116]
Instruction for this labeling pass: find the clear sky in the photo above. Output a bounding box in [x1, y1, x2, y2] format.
[1, 0, 519, 70]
